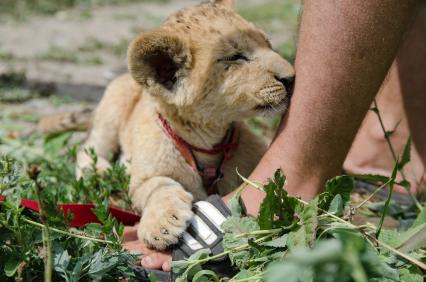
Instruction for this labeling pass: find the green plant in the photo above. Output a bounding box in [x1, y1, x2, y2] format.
[0, 132, 136, 281]
[171, 170, 426, 282]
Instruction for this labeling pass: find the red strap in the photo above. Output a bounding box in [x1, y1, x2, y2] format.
[158, 114, 238, 155]
[158, 113, 240, 195]
[0, 195, 140, 227]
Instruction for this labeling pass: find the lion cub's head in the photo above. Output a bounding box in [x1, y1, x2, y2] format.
[128, 0, 295, 124]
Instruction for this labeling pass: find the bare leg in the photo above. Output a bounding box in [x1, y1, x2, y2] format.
[231, 0, 416, 216]
[398, 10, 426, 187]
[345, 11, 426, 193]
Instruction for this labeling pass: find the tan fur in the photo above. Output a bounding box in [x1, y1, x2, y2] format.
[38, 108, 93, 134]
[76, 0, 295, 250]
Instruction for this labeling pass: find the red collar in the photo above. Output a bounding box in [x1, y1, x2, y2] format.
[158, 113, 239, 195]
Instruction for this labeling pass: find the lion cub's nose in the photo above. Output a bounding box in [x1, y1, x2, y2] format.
[275, 75, 295, 96]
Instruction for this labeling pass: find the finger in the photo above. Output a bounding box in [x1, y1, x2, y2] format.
[141, 253, 172, 270]
[162, 259, 172, 272]
[122, 240, 152, 255]
[123, 224, 139, 242]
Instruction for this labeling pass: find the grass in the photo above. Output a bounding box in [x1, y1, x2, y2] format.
[0, 72, 53, 103]
[238, 0, 301, 31]
[0, 0, 170, 21]
[237, 0, 301, 69]
[276, 40, 297, 63]
[0, 52, 15, 62]
[39, 46, 103, 65]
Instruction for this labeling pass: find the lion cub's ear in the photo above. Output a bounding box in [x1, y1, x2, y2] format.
[212, 0, 234, 10]
[128, 31, 191, 92]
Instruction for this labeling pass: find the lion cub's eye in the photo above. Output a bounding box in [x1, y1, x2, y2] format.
[220, 53, 249, 62]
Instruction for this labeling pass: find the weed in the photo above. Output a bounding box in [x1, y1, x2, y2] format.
[172, 171, 426, 281]
[0, 132, 136, 281]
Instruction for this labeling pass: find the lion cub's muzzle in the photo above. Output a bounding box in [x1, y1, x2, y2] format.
[256, 75, 295, 112]
[275, 75, 295, 97]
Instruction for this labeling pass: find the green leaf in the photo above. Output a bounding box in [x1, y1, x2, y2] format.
[174, 273, 188, 282]
[337, 230, 399, 281]
[376, 163, 398, 238]
[258, 169, 298, 230]
[265, 261, 305, 282]
[411, 207, 426, 228]
[262, 234, 288, 248]
[53, 248, 72, 281]
[171, 260, 191, 274]
[71, 259, 84, 282]
[188, 248, 211, 261]
[378, 229, 401, 248]
[222, 216, 259, 268]
[399, 266, 423, 282]
[228, 190, 247, 217]
[287, 198, 318, 250]
[289, 239, 342, 264]
[222, 216, 260, 242]
[353, 174, 389, 183]
[192, 270, 220, 282]
[232, 269, 255, 280]
[398, 136, 411, 170]
[397, 223, 426, 253]
[172, 249, 210, 279]
[318, 175, 353, 211]
[148, 272, 158, 282]
[328, 194, 343, 216]
[4, 257, 21, 277]
[43, 132, 73, 155]
[87, 249, 119, 280]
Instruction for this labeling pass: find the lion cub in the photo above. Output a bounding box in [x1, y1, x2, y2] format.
[77, 0, 295, 250]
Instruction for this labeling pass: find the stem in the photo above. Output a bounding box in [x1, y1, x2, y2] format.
[21, 217, 113, 244]
[372, 100, 398, 162]
[236, 175, 426, 272]
[236, 169, 265, 191]
[30, 168, 52, 282]
[234, 228, 282, 238]
[375, 164, 397, 238]
[372, 100, 423, 211]
[188, 233, 276, 266]
[42, 225, 53, 282]
[296, 197, 426, 271]
[231, 274, 263, 282]
[367, 234, 426, 271]
[354, 180, 391, 209]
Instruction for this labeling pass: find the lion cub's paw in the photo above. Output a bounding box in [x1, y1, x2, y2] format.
[137, 189, 193, 250]
[76, 151, 111, 178]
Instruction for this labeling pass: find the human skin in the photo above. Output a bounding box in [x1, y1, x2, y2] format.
[235, 0, 417, 216]
[123, 0, 417, 271]
[398, 9, 426, 179]
[345, 10, 426, 193]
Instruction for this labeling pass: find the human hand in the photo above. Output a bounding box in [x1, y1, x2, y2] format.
[122, 224, 172, 272]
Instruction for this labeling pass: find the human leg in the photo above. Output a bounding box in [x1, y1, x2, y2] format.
[398, 9, 426, 189]
[234, 0, 416, 216]
[344, 10, 426, 193]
